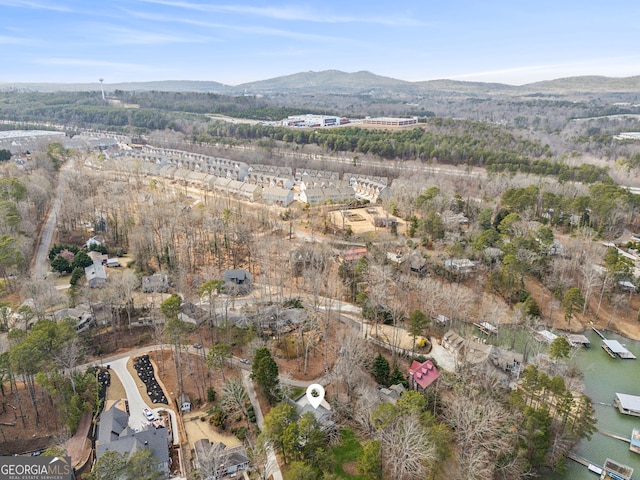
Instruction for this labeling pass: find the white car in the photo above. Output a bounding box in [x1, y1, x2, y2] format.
[143, 408, 155, 421]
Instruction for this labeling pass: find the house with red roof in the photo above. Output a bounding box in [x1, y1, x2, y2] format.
[408, 359, 440, 391]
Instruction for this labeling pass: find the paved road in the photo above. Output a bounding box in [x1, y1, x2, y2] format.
[32, 157, 75, 276]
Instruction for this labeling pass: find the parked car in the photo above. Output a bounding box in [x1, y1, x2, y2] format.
[193, 343, 203, 349]
[143, 408, 155, 421]
[240, 358, 250, 364]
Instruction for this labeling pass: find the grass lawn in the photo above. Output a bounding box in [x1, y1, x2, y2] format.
[331, 428, 367, 480]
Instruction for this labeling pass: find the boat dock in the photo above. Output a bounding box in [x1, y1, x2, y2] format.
[632, 428, 640, 455]
[614, 393, 640, 417]
[592, 328, 637, 359]
[565, 452, 602, 475]
[593, 327, 606, 339]
[599, 430, 631, 444]
[601, 428, 640, 455]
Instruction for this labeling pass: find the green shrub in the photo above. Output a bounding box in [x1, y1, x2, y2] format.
[207, 387, 216, 402]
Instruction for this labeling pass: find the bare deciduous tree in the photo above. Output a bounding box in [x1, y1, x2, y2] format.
[377, 413, 436, 480]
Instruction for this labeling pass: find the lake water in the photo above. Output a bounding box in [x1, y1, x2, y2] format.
[547, 329, 640, 480]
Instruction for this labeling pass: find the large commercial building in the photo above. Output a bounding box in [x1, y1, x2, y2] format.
[362, 117, 418, 127]
[281, 114, 343, 128]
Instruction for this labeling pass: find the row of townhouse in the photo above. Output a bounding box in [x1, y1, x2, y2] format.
[100, 146, 394, 207]
[299, 186, 355, 204]
[344, 174, 390, 202]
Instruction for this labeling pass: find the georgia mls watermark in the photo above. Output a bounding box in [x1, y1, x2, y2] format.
[0, 456, 73, 480]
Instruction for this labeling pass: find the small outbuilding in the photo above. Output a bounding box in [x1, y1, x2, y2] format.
[178, 393, 191, 412]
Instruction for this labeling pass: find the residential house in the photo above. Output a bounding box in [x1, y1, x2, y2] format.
[142, 274, 169, 293]
[178, 394, 191, 413]
[340, 248, 367, 262]
[402, 251, 428, 276]
[489, 349, 523, 377]
[85, 262, 107, 288]
[408, 359, 440, 391]
[84, 235, 104, 249]
[179, 302, 210, 326]
[287, 392, 333, 425]
[248, 304, 309, 336]
[88, 251, 108, 265]
[193, 439, 249, 480]
[444, 258, 476, 273]
[299, 188, 324, 204]
[96, 404, 170, 477]
[223, 269, 252, 294]
[443, 330, 493, 364]
[49, 306, 95, 333]
[261, 186, 294, 207]
[378, 384, 405, 404]
[238, 183, 262, 202]
[444, 330, 526, 377]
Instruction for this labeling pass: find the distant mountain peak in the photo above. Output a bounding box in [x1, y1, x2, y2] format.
[2, 71, 640, 95]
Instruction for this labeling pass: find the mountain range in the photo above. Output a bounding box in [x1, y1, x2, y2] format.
[2, 70, 640, 96]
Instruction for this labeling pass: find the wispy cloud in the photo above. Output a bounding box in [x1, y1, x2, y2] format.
[258, 48, 315, 58]
[0, 34, 29, 44]
[134, 0, 424, 26]
[96, 25, 211, 46]
[34, 58, 153, 71]
[0, 0, 71, 12]
[123, 8, 350, 42]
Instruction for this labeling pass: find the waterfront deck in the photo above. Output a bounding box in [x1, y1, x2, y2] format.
[474, 321, 498, 336]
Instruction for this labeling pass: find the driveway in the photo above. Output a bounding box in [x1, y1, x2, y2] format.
[241, 370, 283, 480]
[109, 357, 154, 431]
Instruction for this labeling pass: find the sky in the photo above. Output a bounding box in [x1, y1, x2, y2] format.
[1, 0, 640, 86]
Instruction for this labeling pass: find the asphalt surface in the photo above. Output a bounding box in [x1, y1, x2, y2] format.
[32, 157, 75, 276]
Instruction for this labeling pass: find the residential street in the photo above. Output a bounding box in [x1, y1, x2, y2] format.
[32, 156, 75, 276]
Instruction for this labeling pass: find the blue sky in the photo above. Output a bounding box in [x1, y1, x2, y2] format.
[1, 0, 639, 85]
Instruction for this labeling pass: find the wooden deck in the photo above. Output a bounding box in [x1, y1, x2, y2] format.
[565, 452, 602, 475]
[599, 430, 631, 444]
